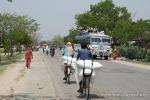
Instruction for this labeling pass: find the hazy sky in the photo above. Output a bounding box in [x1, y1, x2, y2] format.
[0, 0, 150, 40]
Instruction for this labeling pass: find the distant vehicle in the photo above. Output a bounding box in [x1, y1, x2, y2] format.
[75, 30, 112, 60]
[35, 45, 40, 51]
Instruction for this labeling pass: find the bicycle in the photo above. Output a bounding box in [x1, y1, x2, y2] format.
[81, 60, 93, 100]
[65, 56, 75, 84]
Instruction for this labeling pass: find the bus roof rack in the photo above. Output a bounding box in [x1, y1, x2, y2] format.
[98, 31, 105, 34]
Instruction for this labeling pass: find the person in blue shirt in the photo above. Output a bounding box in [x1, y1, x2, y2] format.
[62, 42, 74, 80]
[77, 41, 92, 93]
[77, 42, 92, 60]
[62, 45, 68, 56]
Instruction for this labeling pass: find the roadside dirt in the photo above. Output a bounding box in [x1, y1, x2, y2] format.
[0, 51, 58, 100]
[0, 58, 26, 96]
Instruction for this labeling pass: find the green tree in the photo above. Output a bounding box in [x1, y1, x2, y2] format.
[0, 13, 39, 56]
[51, 35, 64, 46]
[6, 0, 12, 2]
[64, 28, 80, 44]
[132, 20, 150, 47]
[75, 12, 97, 29]
[76, 0, 131, 34]
[112, 19, 132, 45]
[68, 0, 132, 45]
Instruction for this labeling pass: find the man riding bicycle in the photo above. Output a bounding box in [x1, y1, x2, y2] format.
[62, 42, 74, 80]
[76, 41, 92, 93]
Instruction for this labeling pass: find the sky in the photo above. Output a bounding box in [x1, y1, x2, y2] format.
[0, 0, 150, 40]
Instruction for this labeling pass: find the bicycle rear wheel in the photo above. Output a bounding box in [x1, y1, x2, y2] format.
[86, 77, 90, 100]
[66, 66, 71, 84]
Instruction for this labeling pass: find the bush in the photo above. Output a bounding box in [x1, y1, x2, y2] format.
[117, 45, 146, 60]
[135, 47, 146, 60]
[117, 45, 127, 57]
[125, 47, 137, 60]
[145, 51, 150, 62]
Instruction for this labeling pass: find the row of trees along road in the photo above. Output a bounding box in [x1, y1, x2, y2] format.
[51, 35, 64, 47]
[0, 13, 40, 62]
[65, 0, 150, 48]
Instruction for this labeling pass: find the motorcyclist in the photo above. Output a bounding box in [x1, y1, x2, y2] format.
[50, 45, 55, 57]
[46, 45, 49, 55]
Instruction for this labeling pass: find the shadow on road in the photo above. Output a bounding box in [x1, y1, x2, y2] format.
[0, 95, 59, 100]
[77, 93, 104, 99]
[63, 80, 77, 85]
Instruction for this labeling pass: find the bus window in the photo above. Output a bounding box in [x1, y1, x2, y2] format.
[91, 38, 101, 44]
[102, 37, 111, 44]
[87, 37, 90, 44]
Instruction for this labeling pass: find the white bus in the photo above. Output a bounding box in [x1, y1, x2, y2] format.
[75, 31, 112, 60]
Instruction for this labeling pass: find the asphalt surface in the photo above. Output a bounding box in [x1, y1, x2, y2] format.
[42, 50, 150, 100]
[1, 50, 149, 100]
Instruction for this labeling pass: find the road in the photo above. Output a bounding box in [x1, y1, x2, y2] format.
[0, 50, 150, 100]
[42, 49, 150, 100]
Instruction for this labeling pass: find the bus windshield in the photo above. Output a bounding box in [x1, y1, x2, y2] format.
[102, 37, 111, 44]
[91, 38, 101, 44]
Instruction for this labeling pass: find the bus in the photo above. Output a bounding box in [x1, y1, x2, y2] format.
[75, 30, 112, 60]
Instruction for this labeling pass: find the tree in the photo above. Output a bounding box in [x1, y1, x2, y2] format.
[131, 19, 150, 48]
[64, 28, 80, 44]
[74, 0, 132, 45]
[7, 0, 12, 2]
[112, 19, 132, 45]
[31, 32, 42, 45]
[75, 12, 97, 29]
[76, 0, 131, 35]
[0, 13, 39, 56]
[51, 35, 64, 47]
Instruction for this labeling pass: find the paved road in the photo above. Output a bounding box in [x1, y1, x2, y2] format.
[42, 49, 150, 100]
[2, 50, 149, 100]
[94, 60, 150, 100]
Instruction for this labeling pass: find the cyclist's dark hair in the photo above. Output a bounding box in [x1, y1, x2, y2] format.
[81, 41, 87, 49]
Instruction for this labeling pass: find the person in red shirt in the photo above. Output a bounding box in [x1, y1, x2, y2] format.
[25, 46, 33, 68]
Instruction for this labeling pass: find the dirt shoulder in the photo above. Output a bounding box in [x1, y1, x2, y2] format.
[112, 59, 150, 70]
[0, 51, 58, 99]
[0, 58, 26, 95]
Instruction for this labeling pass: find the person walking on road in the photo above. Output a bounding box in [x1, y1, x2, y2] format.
[113, 48, 118, 60]
[25, 46, 33, 69]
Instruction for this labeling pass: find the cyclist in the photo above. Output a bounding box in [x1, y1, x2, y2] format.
[77, 41, 92, 93]
[62, 42, 74, 80]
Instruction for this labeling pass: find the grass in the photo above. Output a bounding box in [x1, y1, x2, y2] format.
[0, 52, 25, 74]
[0, 48, 4, 52]
[0, 65, 9, 74]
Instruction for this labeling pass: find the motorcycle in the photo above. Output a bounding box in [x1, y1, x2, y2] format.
[50, 48, 55, 57]
[46, 49, 49, 55]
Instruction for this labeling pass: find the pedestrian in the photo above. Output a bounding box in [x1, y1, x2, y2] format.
[62, 42, 74, 80]
[113, 48, 118, 60]
[77, 41, 92, 93]
[25, 46, 33, 69]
